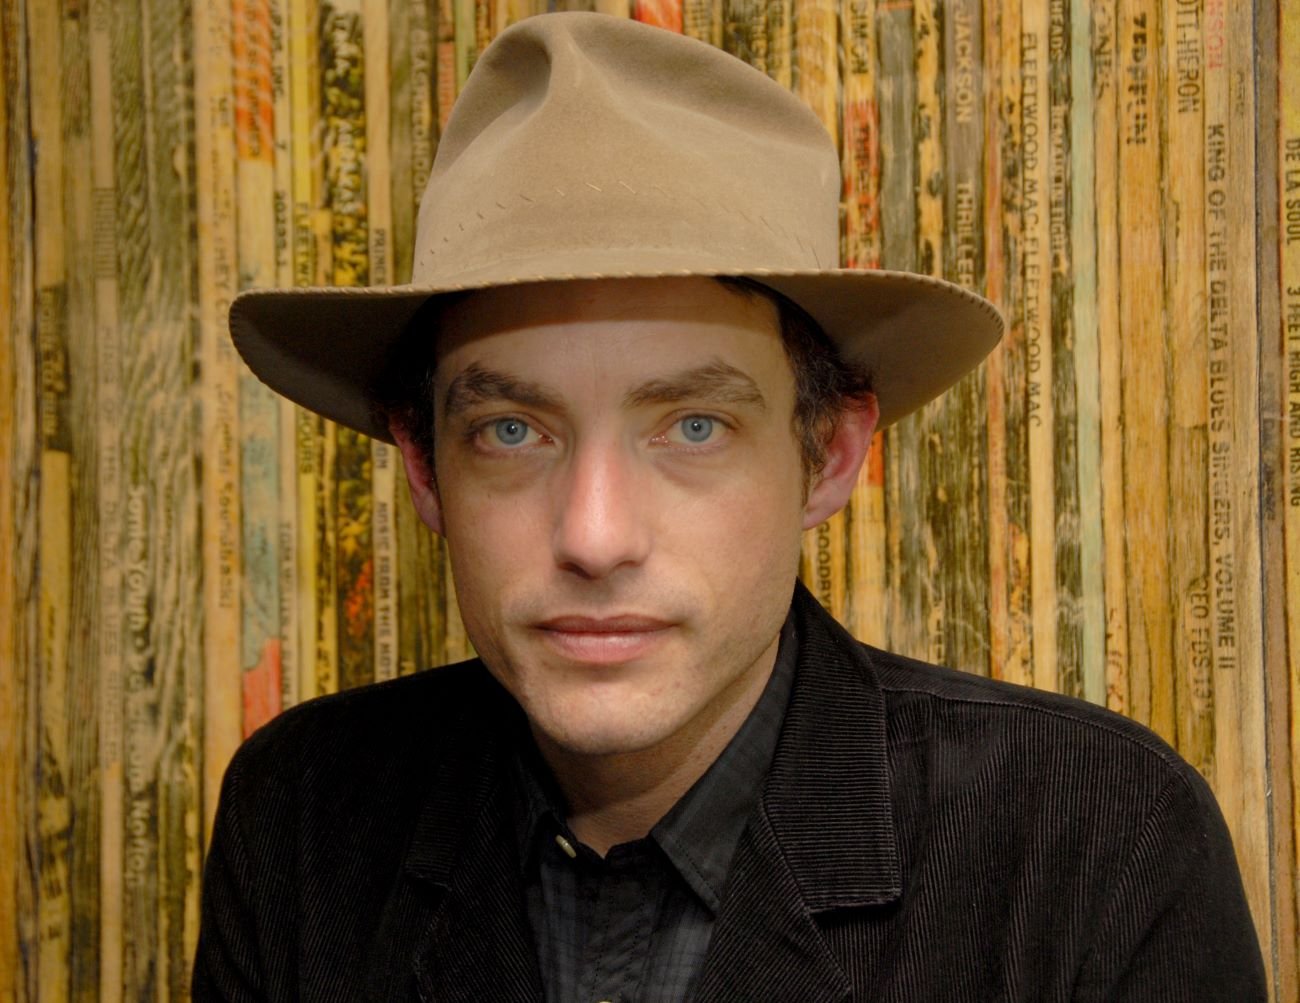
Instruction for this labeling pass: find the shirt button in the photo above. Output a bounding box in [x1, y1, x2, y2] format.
[554, 833, 578, 859]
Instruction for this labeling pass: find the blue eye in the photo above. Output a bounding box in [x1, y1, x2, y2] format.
[679, 416, 714, 443]
[493, 418, 530, 446]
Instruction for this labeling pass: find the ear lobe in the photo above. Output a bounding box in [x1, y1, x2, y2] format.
[801, 394, 880, 531]
[390, 420, 446, 536]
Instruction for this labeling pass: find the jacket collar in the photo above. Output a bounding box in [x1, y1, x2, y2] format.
[393, 580, 900, 1001]
[762, 581, 902, 911]
[695, 583, 901, 1001]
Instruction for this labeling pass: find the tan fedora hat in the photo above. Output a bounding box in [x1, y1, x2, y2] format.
[229, 11, 1004, 443]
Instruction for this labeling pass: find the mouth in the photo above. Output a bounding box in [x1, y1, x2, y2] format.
[534, 615, 674, 664]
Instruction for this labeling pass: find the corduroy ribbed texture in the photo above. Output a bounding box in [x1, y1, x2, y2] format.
[192, 583, 1265, 1001]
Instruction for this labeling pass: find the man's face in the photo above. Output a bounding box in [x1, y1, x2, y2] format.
[416, 277, 820, 761]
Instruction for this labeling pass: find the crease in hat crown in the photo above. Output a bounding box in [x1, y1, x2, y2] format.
[409, 12, 842, 288]
[227, 10, 1006, 444]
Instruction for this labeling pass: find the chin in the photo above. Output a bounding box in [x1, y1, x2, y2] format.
[530, 699, 681, 758]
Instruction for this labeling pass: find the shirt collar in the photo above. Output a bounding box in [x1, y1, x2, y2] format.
[651, 614, 796, 911]
[508, 607, 799, 914]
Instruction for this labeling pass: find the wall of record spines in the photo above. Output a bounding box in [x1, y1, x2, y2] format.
[1, 0, 1297, 998]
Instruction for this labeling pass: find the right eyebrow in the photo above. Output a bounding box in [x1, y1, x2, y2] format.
[441, 362, 567, 420]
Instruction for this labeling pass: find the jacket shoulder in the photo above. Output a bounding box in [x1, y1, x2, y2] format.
[222, 659, 508, 820]
[862, 644, 1213, 822]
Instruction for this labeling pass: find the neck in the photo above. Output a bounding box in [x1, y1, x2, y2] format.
[534, 636, 780, 856]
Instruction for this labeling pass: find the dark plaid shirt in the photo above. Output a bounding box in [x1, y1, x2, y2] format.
[510, 617, 797, 1003]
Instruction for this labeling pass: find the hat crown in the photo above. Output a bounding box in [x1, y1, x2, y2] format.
[411, 13, 842, 286]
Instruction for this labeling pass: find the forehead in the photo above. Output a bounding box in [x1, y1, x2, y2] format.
[431, 277, 786, 385]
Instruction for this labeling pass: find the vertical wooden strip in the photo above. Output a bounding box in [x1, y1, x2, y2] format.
[271, 0, 301, 713]
[841, 0, 885, 644]
[1256, 0, 1298, 992]
[983, 0, 1009, 678]
[194, 0, 244, 841]
[455, 0, 476, 87]
[766, 0, 793, 89]
[28, 0, 74, 995]
[1117, 0, 1168, 733]
[1092, 0, 1129, 714]
[1070, 0, 1106, 708]
[723, 1, 769, 74]
[235, 0, 285, 736]
[322, 1, 374, 693]
[134, 0, 206, 992]
[1, 0, 36, 996]
[794, 0, 837, 144]
[1162, 0, 1212, 777]
[1204, 0, 1272, 971]
[288, 0, 333, 703]
[437, 0, 457, 132]
[1022, 0, 1057, 694]
[393, 0, 442, 677]
[682, 0, 721, 46]
[1047, 0, 1083, 701]
[59, 5, 105, 997]
[911, 0, 948, 667]
[1260, 0, 1299, 989]
[88, 0, 126, 994]
[993, 0, 1033, 687]
[875, 0, 919, 660]
[1279, 0, 1300, 990]
[169, 0, 208, 985]
[366, 0, 398, 683]
[792, 0, 845, 621]
[109, 12, 163, 995]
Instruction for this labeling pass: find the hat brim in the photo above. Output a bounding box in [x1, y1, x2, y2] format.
[229, 268, 1004, 444]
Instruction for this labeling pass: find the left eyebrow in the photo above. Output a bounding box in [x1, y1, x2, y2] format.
[622, 359, 768, 412]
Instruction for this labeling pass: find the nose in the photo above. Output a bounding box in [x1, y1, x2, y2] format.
[551, 439, 651, 580]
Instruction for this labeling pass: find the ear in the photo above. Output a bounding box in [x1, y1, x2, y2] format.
[801, 394, 880, 530]
[390, 419, 446, 537]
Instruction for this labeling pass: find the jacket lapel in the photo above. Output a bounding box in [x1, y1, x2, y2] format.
[698, 584, 902, 1000]
[395, 692, 544, 1003]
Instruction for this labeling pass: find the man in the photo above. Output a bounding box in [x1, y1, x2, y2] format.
[195, 12, 1265, 1002]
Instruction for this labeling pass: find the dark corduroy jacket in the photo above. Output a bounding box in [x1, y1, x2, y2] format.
[192, 585, 1266, 1001]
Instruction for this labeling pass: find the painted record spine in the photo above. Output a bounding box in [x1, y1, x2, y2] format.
[28, 0, 73, 994]
[366, 0, 399, 684]
[139, 0, 209, 991]
[940, 0, 991, 676]
[1279, 0, 1300, 987]
[876, 0, 923, 660]
[1220, 0, 1272, 971]
[1160, 0, 1212, 776]
[634, 0, 683, 32]
[794, 0, 846, 621]
[56, 3, 109, 996]
[322, 0, 375, 693]
[235, 0, 285, 734]
[723, 0, 771, 75]
[195, 0, 244, 940]
[0, 2, 29, 992]
[1259, 0, 1300, 986]
[682, 0, 722, 46]
[1116, 0, 1167, 731]
[913, 0, 952, 668]
[1022, 0, 1058, 695]
[271, 0, 302, 713]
